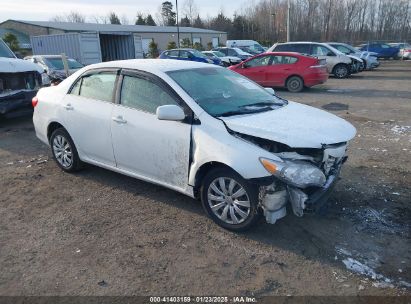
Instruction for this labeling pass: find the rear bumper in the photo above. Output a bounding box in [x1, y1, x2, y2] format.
[0, 90, 36, 117]
[304, 74, 329, 87]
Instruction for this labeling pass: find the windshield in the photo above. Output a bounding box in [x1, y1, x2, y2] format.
[44, 57, 84, 69]
[253, 44, 265, 52]
[167, 67, 287, 117]
[191, 49, 208, 59]
[212, 51, 226, 57]
[234, 47, 250, 55]
[0, 39, 16, 58]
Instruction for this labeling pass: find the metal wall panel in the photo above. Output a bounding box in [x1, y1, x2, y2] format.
[31, 32, 101, 65]
[133, 34, 144, 59]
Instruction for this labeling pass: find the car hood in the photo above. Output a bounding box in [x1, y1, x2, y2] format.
[0, 57, 44, 73]
[220, 101, 356, 148]
[347, 54, 363, 62]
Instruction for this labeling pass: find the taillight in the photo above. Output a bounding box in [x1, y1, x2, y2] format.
[32, 96, 38, 107]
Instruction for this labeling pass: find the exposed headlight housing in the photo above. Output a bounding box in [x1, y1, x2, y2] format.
[41, 72, 50, 86]
[260, 157, 326, 188]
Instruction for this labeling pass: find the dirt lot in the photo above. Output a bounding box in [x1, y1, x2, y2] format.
[0, 60, 410, 297]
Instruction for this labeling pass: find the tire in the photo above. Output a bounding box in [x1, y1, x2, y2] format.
[333, 64, 349, 79]
[200, 167, 261, 231]
[50, 128, 82, 172]
[223, 61, 230, 67]
[286, 76, 304, 92]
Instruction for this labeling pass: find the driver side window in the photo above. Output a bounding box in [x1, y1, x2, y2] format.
[245, 55, 271, 67]
[120, 75, 179, 114]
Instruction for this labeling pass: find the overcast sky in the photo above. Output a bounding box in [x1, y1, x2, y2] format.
[1, 0, 249, 23]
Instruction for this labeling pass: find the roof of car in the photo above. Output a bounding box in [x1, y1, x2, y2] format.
[84, 59, 214, 73]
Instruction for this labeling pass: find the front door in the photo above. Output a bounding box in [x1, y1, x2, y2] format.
[110, 71, 192, 191]
[61, 70, 118, 166]
[241, 55, 272, 85]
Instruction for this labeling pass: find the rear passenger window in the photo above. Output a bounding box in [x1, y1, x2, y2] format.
[168, 50, 179, 57]
[272, 56, 298, 64]
[79, 73, 117, 102]
[70, 79, 81, 95]
[120, 75, 179, 114]
[293, 44, 311, 54]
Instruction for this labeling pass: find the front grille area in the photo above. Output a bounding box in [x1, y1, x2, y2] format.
[0, 72, 41, 93]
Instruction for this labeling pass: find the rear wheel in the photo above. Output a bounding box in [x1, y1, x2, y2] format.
[50, 128, 82, 172]
[333, 64, 349, 78]
[201, 168, 261, 231]
[286, 76, 304, 92]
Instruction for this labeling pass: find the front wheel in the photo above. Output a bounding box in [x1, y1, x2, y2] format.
[333, 64, 349, 78]
[201, 168, 261, 231]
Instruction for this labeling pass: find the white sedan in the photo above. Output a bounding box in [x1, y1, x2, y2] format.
[33, 59, 356, 231]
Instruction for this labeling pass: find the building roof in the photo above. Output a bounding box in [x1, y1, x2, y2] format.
[0, 28, 31, 49]
[3, 20, 225, 35]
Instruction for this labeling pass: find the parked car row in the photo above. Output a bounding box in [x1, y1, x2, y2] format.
[156, 40, 382, 93]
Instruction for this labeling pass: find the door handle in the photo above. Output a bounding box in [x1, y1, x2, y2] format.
[112, 116, 127, 124]
[63, 104, 73, 110]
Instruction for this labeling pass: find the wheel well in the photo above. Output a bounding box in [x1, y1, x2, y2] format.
[332, 63, 348, 73]
[47, 122, 65, 141]
[285, 74, 304, 86]
[192, 161, 236, 199]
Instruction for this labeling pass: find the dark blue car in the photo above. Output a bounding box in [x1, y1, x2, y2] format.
[359, 43, 399, 59]
[159, 48, 221, 65]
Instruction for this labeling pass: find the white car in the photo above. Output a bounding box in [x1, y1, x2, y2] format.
[33, 59, 356, 231]
[202, 51, 242, 67]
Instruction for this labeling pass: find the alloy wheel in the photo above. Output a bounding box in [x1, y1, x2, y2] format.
[52, 135, 73, 168]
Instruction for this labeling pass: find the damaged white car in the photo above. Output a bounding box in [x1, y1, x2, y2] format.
[33, 59, 356, 231]
[0, 38, 50, 118]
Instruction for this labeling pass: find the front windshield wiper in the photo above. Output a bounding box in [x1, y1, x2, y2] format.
[218, 107, 273, 117]
[240, 101, 285, 108]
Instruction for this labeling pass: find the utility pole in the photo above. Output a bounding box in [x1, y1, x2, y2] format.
[287, 0, 290, 42]
[176, 0, 180, 48]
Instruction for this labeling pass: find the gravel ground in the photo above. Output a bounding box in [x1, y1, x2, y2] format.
[0, 60, 410, 297]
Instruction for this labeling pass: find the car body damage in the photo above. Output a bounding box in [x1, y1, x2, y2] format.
[0, 39, 48, 117]
[228, 127, 350, 223]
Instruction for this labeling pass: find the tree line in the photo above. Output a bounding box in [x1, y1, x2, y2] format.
[50, 0, 410, 46]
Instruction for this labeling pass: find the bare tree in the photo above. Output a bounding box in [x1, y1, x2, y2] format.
[50, 11, 86, 23]
[182, 0, 198, 24]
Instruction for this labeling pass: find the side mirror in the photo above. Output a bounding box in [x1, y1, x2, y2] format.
[156, 105, 185, 121]
[264, 87, 276, 95]
[327, 51, 336, 56]
[242, 62, 249, 68]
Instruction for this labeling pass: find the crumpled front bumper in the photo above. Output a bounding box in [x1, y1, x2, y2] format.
[260, 160, 344, 224]
[0, 90, 37, 117]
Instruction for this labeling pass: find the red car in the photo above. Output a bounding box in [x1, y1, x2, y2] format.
[228, 52, 328, 92]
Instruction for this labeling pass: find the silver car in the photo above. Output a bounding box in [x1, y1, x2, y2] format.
[389, 43, 411, 59]
[268, 42, 353, 78]
[24, 55, 84, 81]
[328, 42, 380, 70]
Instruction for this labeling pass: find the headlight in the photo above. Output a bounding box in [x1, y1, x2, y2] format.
[41, 73, 50, 86]
[260, 158, 326, 188]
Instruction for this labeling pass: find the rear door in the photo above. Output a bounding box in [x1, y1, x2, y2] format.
[265, 55, 299, 86]
[61, 69, 118, 166]
[311, 44, 333, 72]
[110, 70, 192, 191]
